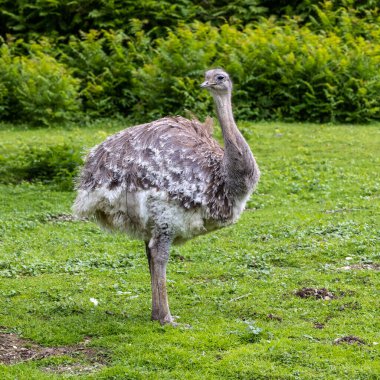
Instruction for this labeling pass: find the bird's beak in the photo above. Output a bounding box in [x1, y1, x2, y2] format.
[200, 81, 211, 88]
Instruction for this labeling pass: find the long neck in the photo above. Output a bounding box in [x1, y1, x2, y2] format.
[213, 92, 259, 195]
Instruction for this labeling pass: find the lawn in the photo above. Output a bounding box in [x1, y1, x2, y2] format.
[0, 121, 379, 379]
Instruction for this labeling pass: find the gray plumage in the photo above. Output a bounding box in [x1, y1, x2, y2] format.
[73, 69, 260, 324]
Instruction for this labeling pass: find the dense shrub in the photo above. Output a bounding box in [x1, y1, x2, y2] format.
[260, 0, 379, 21]
[1, 1, 378, 40]
[309, 1, 380, 39]
[61, 28, 149, 117]
[132, 22, 219, 120]
[235, 20, 380, 122]
[1, 2, 380, 124]
[135, 19, 380, 123]
[0, 42, 81, 125]
[0, 0, 267, 39]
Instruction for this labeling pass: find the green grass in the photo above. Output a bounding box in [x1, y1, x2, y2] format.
[0, 121, 379, 379]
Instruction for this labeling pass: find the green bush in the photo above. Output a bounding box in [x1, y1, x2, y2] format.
[1, 0, 378, 41]
[62, 28, 149, 117]
[234, 19, 380, 122]
[309, 1, 380, 40]
[132, 22, 219, 120]
[0, 42, 81, 125]
[0, 0, 267, 40]
[1, 2, 380, 124]
[134, 18, 380, 123]
[15, 54, 81, 125]
[0, 43, 18, 118]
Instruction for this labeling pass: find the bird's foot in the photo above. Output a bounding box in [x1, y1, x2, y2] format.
[152, 313, 191, 328]
[163, 316, 192, 329]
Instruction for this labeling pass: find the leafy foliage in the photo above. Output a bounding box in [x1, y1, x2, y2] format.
[0, 0, 267, 39]
[1, 1, 378, 40]
[61, 29, 150, 117]
[135, 19, 380, 122]
[0, 41, 80, 125]
[132, 22, 219, 120]
[0, 1, 380, 124]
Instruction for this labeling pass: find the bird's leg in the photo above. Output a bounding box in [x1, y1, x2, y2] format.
[148, 235, 173, 324]
[145, 241, 159, 320]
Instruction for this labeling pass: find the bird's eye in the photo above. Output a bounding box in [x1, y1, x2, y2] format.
[216, 75, 225, 81]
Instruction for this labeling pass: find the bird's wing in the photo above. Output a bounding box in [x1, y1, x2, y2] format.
[77, 116, 227, 212]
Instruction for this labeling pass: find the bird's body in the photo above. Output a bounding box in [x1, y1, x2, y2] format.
[73, 69, 260, 324]
[74, 116, 254, 243]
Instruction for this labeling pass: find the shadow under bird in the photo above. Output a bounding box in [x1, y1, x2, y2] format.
[73, 69, 260, 325]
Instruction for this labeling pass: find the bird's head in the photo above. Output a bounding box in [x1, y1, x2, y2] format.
[201, 69, 232, 95]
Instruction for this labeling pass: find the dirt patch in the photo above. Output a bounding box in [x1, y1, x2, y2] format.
[339, 263, 380, 271]
[267, 314, 283, 322]
[42, 362, 104, 376]
[333, 335, 366, 345]
[171, 252, 192, 262]
[295, 287, 336, 300]
[0, 332, 106, 369]
[314, 322, 325, 329]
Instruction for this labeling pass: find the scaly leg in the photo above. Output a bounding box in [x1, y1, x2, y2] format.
[145, 241, 159, 321]
[148, 235, 173, 324]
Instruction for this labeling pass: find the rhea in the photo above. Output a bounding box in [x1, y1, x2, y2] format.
[73, 69, 260, 325]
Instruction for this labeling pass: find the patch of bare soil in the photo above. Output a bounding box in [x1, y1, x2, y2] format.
[267, 314, 283, 322]
[339, 263, 380, 271]
[42, 362, 104, 376]
[295, 287, 336, 300]
[314, 322, 325, 329]
[333, 336, 366, 345]
[0, 332, 106, 374]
